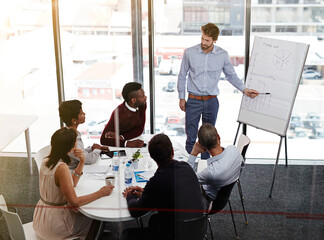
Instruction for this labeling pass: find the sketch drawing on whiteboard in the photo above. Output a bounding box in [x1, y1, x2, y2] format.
[243, 79, 272, 112]
[273, 50, 294, 70]
[238, 36, 309, 136]
[249, 53, 276, 82]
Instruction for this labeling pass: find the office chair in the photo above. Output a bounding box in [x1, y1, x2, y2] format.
[34, 145, 51, 173]
[236, 134, 251, 225]
[176, 215, 208, 240]
[205, 181, 238, 240]
[0, 194, 42, 240]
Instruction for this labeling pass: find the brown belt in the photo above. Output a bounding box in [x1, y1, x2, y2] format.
[188, 93, 217, 101]
[40, 196, 67, 206]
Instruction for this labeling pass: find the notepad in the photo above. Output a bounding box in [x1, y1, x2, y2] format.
[84, 165, 110, 174]
[134, 170, 155, 182]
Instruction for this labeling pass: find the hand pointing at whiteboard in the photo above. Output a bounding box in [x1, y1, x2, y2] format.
[243, 88, 259, 98]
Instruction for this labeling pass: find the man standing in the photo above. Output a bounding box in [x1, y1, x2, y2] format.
[100, 82, 147, 148]
[187, 123, 243, 210]
[178, 22, 258, 158]
[122, 134, 203, 240]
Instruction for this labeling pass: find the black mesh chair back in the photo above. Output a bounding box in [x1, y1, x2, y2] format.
[205, 181, 239, 240]
[209, 181, 236, 214]
[176, 215, 207, 240]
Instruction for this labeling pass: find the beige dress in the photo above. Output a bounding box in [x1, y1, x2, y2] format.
[33, 161, 92, 240]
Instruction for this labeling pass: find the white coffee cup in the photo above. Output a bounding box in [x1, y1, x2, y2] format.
[105, 174, 115, 186]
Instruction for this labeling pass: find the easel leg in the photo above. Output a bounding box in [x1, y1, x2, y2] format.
[233, 122, 242, 145]
[269, 136, 283, 198]
[284, 136, 288, 167]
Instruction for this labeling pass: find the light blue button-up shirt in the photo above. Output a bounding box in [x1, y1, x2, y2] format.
[187, 145, 243, 200]
[177, 44, 246, 99]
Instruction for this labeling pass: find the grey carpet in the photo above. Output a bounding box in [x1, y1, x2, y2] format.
[0, 157, 323, 240]
[209, 164, 324, 240]
[0, 157, 39, 240]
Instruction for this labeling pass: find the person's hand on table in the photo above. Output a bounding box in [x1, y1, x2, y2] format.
[91, 143, 102, 150]
[99, 185, 114, 197]
[122, 186, 143, 198]
[100, 145, 110, 151]
[73, 148, 85, 163]
[243, 88, 259, 98]
[126, 139, 144, 148]
[105, 131, 124, 140]
[179, 99, 186, 112]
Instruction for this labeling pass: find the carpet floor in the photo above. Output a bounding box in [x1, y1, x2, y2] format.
[0, 157, 323, 240]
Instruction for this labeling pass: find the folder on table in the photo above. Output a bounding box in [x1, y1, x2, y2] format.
[134, 170, 155, 182]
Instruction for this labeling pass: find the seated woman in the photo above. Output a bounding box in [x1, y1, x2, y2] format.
[59, 99, 109, 169]
[33, 128, 114, 240]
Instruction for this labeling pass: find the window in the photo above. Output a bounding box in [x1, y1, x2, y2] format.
[275, 26, 297, 32]
[252, 26, 271, 32]
[276, 7, 298, 23]
[303, 7, 324, 23]
[0, 0, 59, 152]
[252, 8, 271, 23]
[152, 0, 245, 148]
[277, 0, 299, 3]
[251, 0, 324, 160]
[59, 0, 134, 143]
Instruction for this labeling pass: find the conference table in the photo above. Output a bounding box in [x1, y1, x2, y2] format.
[74, 134, 189, 222]
[0, 113, 38, 174]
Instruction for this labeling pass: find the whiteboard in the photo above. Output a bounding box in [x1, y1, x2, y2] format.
[237, 37, 309, 136]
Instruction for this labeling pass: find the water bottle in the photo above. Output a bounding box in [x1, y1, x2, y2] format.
[112, 152, 119, 175]
[124, 163, 133, 187]
[127, 160, 133, 170]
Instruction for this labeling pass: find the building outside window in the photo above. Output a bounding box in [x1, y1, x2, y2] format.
[59, 0, 134, 143]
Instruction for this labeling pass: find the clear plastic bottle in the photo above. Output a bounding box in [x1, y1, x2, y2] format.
[124, 163, 133, 187]
[112, 152, 119, 175]
[127, 160, 133, 170]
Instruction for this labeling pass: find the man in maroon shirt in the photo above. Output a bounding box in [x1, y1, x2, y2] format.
[100, 82, 147, 147]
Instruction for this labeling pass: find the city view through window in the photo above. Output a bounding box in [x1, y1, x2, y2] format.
[1, 0, 323, 161]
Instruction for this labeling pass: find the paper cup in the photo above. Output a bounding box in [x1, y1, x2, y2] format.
[105, 175, 115, 186]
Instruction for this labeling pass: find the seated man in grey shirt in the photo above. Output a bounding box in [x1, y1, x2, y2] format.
[187, 123, 243, 210]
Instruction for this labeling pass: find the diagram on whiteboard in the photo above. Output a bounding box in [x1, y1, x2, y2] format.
[273, 50, 294, 70]
[242, 40, 299, 120]
[243, 79, 272, 112]
[238, 36, 309, 136]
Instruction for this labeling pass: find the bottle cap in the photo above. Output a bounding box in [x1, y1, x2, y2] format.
[113, 152, 118, 156]
[126, 163, 130, 167]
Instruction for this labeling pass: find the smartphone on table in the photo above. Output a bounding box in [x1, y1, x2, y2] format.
[101, 150, 127, 158]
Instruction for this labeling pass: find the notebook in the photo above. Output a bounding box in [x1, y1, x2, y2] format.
[134, 170, 155, 182]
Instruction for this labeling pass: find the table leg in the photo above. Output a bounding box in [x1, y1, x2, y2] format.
[24, 128, 33, 175]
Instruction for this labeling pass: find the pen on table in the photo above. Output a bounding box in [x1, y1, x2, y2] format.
[137, 174, 146, 179]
